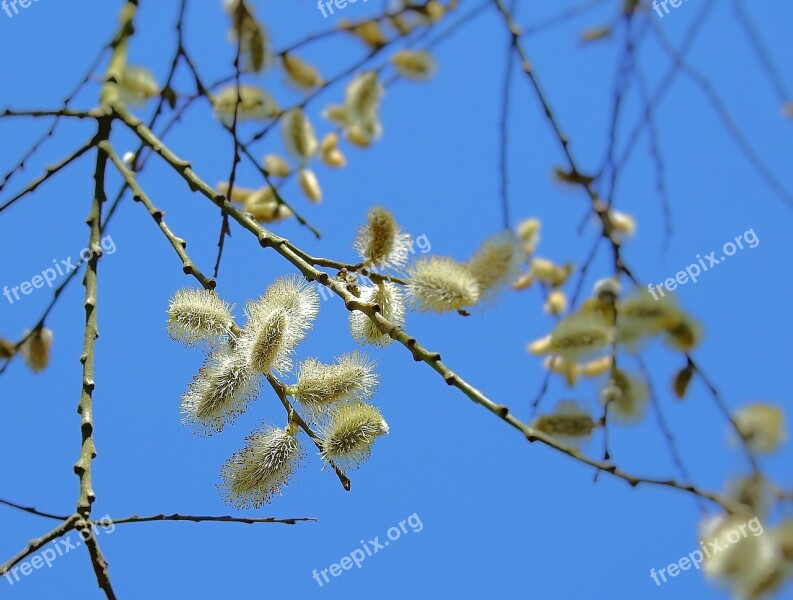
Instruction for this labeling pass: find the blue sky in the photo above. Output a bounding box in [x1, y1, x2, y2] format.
[1, 0, 792, 598]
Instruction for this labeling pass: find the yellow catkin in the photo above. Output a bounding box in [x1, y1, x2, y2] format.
[391, 50, 438, 81]
[407, 257, 480, 313]
[21, 328, 53, 373]
[119, 66, 160, 105]
[263, 154, 290, 177]
[282, 108, 318, 161]
[298, 168, 322, 203]
[282, 53, 323, 90]
[320, 133, 347, 168]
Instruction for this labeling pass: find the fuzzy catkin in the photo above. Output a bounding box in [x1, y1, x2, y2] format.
[353, 207, 411, 268]
[20, 328, 53, 373]
[350, 282, 405, 346]
[219, 424, 302, 508]
[391, 50, 438, 81]
[181, 346, 261, 435]
[549, 314, 614, 361]
[213, 85, 278, 125]
[282, 108, 318, 161]
[466, 234, 519, 297]
[167, 289, 234, 347]
[240, 276, 320, 375]
[407, 256, 480, 313]
[321, 403, 389, 470]
[532, 400, 595, 448]
[294, 352, 378, 410]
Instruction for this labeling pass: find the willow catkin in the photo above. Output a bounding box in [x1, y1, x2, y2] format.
[320, 133, 346, 168]
[219, 423, 303, 508]
[349, 282, 405, 346]
[281, 108, 318, 162]
[243, 186, 292, 223]
[213, 85, 279, 125]
[407, 256, 480, 313]
[167, 289, 234, 347]
[240, 275, 320, 375]
[532, 400, 595, 449]
[0, 337, 15, 360]
[293, 352, 378, 410]
[118, 66, 159, 106]
[320, 402, 389, 470]
[263, 154, 290, 178]
[599, 370, 649, 425]
[181, 345, 260, 435]
[466, 234, 519, 297]
[298, 168, 322, 203]
[391, 50, 438, 81]
[345, 71, 383, 126]
[225, 0, 270, 73]
[282, 53, 322, 90]
[20, 328, 54, 373]
[549, 314, 614, 361]
[353, 207, 412, 268]
[733, 403, 787, 454]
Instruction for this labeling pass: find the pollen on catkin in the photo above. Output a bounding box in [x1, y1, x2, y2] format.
[321, 402, 389, 471]
[293, 352, 379, 411]
[599, 370, 648, 425]
[532, 400, 595, 448]
[349, 282, 405, 346]
[353, 207, 412, 268]
[118, 66, 159, 106]
[282, 108, 318, 162]
[20, 328, 53, 373]
[219, 423, 302, 508]
[167, 289, 234, 347]
[549, 314, 614, 361]
[213, 85, 278, 126]
[181, 345, 261, 435]
[466, 234, 519, 298]
[407, 256, 480, 313]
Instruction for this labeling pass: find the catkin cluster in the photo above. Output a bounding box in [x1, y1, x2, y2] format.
[167, 275, 388, 508]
